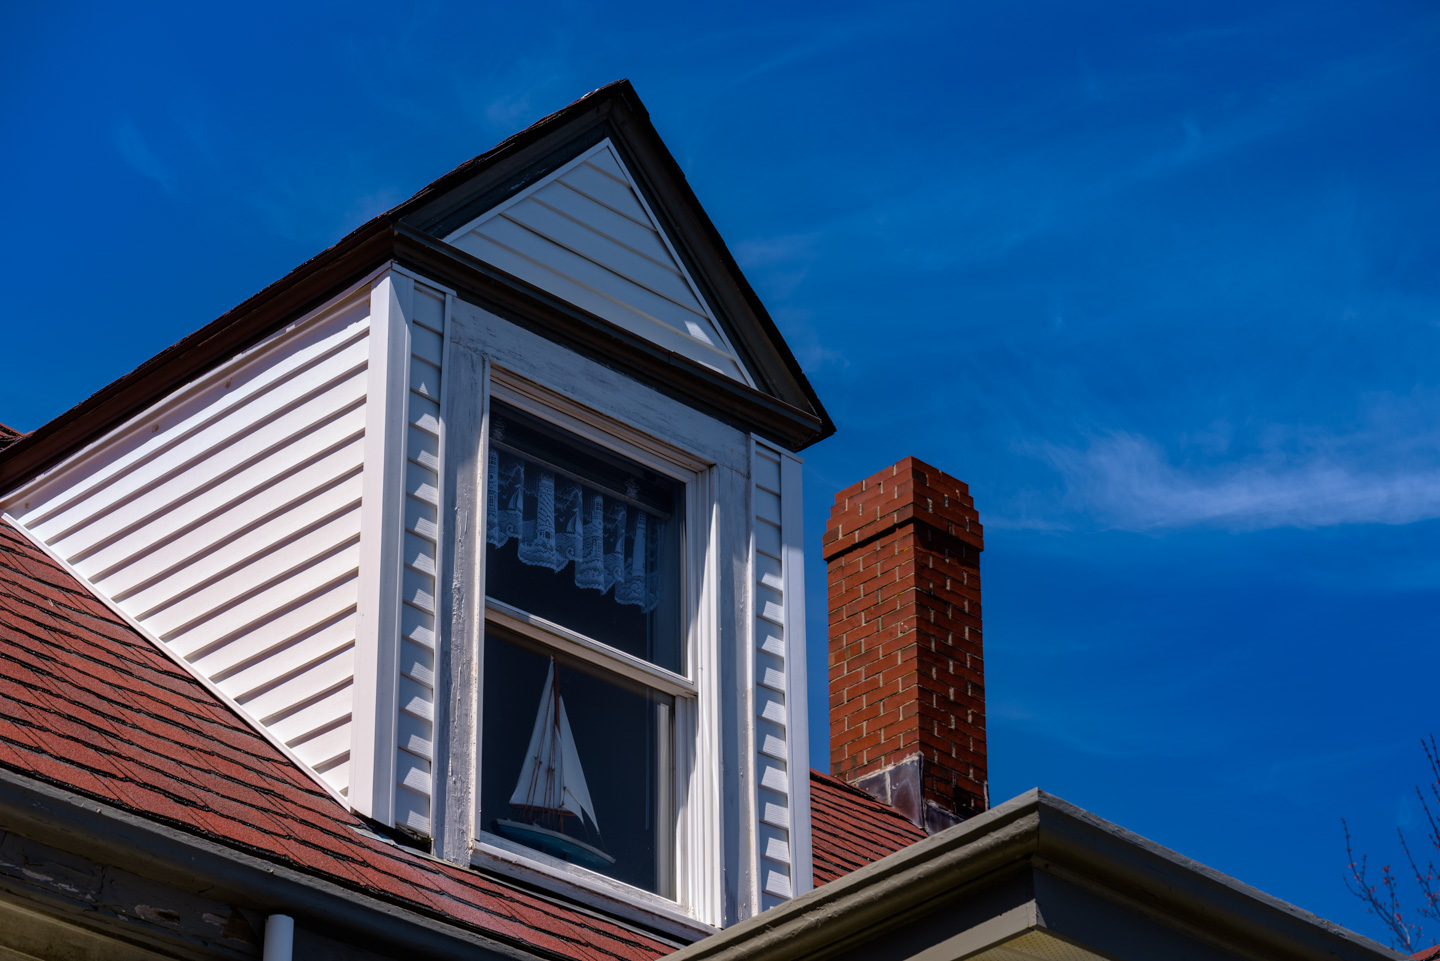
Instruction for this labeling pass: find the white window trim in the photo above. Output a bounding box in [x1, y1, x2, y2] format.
[464, 371, 725, 932]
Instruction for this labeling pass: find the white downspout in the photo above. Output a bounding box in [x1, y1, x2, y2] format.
[264, 914, 294, 961]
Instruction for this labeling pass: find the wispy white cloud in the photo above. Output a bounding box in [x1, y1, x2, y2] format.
[112, 119, 174, 192]
[1036, 430, 1440, 531]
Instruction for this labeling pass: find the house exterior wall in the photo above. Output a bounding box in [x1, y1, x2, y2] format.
[0, 256, 816, 931]
[429, 288, 779, 927]
[0, 287, 376, 799]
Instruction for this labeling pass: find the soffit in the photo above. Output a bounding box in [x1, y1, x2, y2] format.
[964, 931, 1108, 961]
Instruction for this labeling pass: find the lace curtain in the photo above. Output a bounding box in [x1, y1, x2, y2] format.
[487, 447, 665, 612]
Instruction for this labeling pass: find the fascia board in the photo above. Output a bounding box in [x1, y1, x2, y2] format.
[395, 83, 834, 441]
[1031, 794, 1406, 961]
[600, 99, 832, 436]
[665, 789, 1404, 961]
[391, 225, 827, 449]
[0, 768, 546, 961]
[1, 215, 823, 503]
[666, 791, 1045, 961]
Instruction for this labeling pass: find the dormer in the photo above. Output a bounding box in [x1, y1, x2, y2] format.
[0, 81, 830, 935]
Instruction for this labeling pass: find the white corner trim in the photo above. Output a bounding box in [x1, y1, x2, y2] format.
[682, 463, 724, 925]
[350, 271, 413, 825]
[1, 512, 349, 808]
[778, 449, 812, 897]
[432, 331, 486, 864]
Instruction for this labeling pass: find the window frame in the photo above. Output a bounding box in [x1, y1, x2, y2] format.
[468, 371, 722, 932]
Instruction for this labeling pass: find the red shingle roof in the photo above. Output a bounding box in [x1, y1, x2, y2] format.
[0, 518, 672, 961]
[809, 769, 927, 885]
[0, 512, 934, 949]
[1413, 946, 1440, 959]
[0, 423, 21, 452]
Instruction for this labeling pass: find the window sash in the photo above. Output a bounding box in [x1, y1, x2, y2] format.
[457, 371, 718, 928]
[485, 598, 697, 697]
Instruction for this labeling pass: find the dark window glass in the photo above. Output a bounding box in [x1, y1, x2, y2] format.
[480, 633, 674, 895]
[485, 403, 684, 673]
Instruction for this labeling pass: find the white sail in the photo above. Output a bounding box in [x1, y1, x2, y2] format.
[555, 697, 599, 830]
[509, 661, 601, 832]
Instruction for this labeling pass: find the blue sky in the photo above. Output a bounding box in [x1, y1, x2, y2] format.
[4, 0, 1439, 946]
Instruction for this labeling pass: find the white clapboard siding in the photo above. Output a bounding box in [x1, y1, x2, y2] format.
[752, 439, 812, 910]
[445, 140, 752, 385]
[5, 292, 373, 799]
[390, 279, 446, 837]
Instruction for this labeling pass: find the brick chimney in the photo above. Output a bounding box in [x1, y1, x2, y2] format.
[823, 456, 986, 833]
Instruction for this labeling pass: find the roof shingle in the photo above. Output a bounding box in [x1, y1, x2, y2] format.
[0, 513, 936, 949]
[809, 769, 927, 885]
[0, 519, 672, 961]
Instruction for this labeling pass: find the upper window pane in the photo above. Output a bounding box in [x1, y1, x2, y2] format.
[485, 403, 684, 673]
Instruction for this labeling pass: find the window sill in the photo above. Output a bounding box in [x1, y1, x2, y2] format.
[472, 834, 717, 942]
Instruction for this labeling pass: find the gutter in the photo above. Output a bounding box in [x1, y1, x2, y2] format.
[0, 767, 580, 961]
[665, 789, 1404, 961]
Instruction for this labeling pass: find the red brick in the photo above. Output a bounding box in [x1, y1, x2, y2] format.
[827, 457, 988, 822]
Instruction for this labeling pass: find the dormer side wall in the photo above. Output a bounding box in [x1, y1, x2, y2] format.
[0, 280, 379, 802]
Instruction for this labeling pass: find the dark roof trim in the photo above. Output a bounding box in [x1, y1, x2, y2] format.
[0, 80, 832, 493]
[0, 218, 395, 493]
[393, 81, 832, 435]
[0, 766, 545, 961]
[393, 225, 826, 448]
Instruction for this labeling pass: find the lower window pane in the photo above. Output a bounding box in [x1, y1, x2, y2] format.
[480, 632, 675, 897]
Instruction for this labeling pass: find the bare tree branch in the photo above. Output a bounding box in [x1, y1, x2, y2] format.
[1343, 735, 1440, 952]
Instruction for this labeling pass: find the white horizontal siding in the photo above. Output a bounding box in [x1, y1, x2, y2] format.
[7, 294, 372, 799]
[445, 140, 751, 385]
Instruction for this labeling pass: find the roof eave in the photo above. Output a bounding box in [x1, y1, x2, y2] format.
[0, 766, 555, 961]
[0, 216, 396, 494]
[394, 80, 834, 444]
[668, 789, 1404, 961]
[0, 81, 834, 492]
[0, 218, 826, 496]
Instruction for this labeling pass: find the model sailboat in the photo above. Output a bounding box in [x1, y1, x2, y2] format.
[493, 660, 615, 871]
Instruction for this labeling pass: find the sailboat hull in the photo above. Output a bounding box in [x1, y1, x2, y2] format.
[493, 819, 617, 872]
